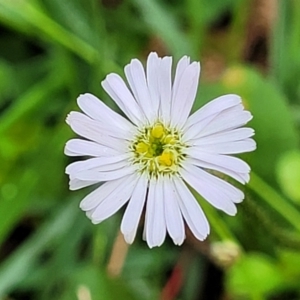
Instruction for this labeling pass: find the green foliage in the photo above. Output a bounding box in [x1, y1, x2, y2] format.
[0, 0, 300, 299]
[276, 151, 300, 204]
[221, 66, 299, 183]
[227, 253, 283, 299]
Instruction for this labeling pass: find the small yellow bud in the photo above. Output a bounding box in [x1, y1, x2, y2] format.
[159, 150, 173, 166]
[151, 123, 165, 139]
[164, 135, 175, 144]
[136, 142, 148, 154]
[210, 241, 241, 268]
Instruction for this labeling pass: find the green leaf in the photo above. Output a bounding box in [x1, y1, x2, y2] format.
[226, 253, 283, 298]
[278, 249, 300, 287]
[276, 150, 300, 204]
[221, 66, 299, 183]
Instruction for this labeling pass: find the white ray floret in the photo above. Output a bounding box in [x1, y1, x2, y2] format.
[65, 52, 256, 247]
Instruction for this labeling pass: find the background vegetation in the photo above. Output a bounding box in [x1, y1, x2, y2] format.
[1, 0, 300, 299]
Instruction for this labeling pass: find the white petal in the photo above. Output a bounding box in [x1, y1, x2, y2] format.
[190, 128, 255, 145]
[195, 109, 253, 139]
[172, 56, 190, 102]
[158, 57, 172, 124]
[180, 163, 243, 216]
[125, 59, 153, 123]
[163, 178, 185, 245]
[181, 168, 237, 215]
[80, 177, 128, 211]
[186, 157, 249, 184]
[190, 139, 256, 154]
[182, 113, 218, 142]
[85, 209, 95, 220]
[68, 161, 130, 182]
[146, 52, 161, 121]
[77, 93, 135, 131]
[64, 139, 120, 157]
[173, 176, 210, 240]
[66, 154, 130, 175]
[101, 73, 145, 125]
[66, 112, 128, 150]
[69, 178, 98, 190]
[171, 62, 200, 128]
[184, 94, 241, 130]
[184, 104, 245, 140]
[121, 173, 148, 244]
[183, 162, 244, 204]
[66, 111, 131, 140]
[187, 126, 256, 154]
[90, 174, 139, 223]
[74, 164, 136, 182]
[145, 177, 166, 248]
[185, 151, 250, 174]
[89, 160, 131, 172]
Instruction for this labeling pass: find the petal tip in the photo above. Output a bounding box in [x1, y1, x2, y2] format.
[123, 234, 134, 245]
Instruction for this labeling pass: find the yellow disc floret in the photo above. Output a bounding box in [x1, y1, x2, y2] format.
[136, 142, 149, 154]
[159, 150, 174, 166]
[130, 122, 186, 177]
[151, 123, 165, 139]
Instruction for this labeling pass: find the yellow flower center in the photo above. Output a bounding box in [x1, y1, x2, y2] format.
[131, 122, 186, 177]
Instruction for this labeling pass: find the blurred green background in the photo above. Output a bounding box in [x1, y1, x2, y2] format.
[1, 0, 300, 299]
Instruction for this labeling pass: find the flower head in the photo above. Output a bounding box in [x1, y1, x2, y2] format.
[65, 53, 256, 247]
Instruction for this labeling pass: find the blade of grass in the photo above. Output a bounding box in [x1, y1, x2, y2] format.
[0, 170, 38, 246]
[248, 171, 300, 233]
[269, 0, 287, 84]
[185, 0, 206, 55]
[0, 73, 62, 134]
[0, 0, 98, 64]
[131, 0, 193, 58]
[0, 199, 79, 297]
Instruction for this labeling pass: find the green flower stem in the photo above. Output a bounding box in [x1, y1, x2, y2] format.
[248, 171, 300, 233]
[244, 196, 300, 249]
[192, 189, 241, 245]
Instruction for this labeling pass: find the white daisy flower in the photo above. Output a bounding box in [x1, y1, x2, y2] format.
[65, 52, 256, 248]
